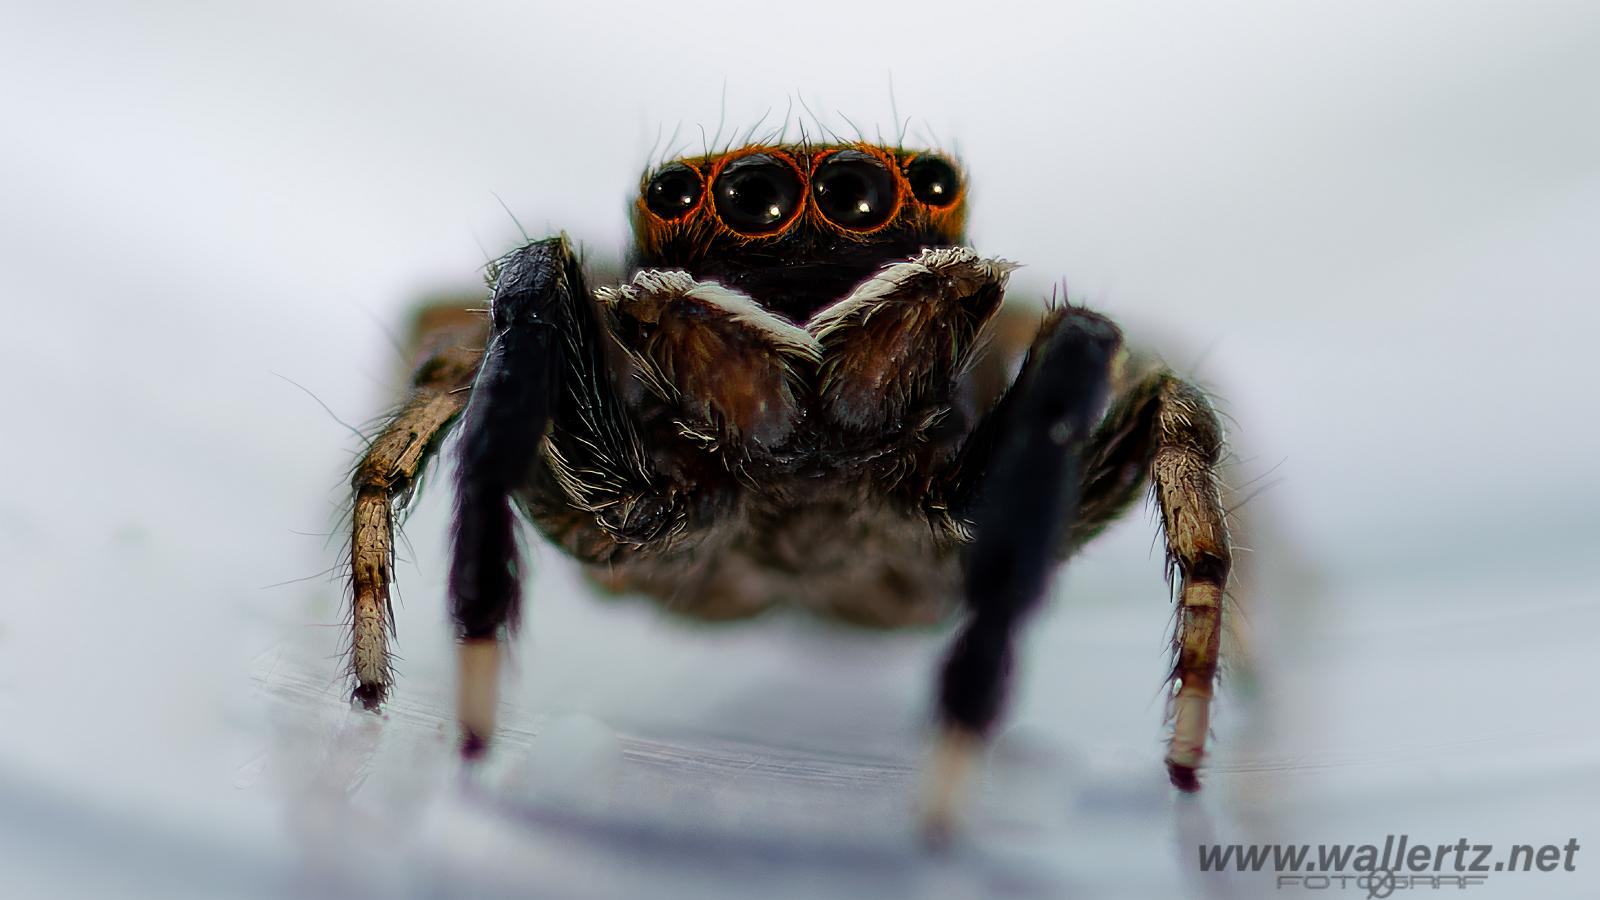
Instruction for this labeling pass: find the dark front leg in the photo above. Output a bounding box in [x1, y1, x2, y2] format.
[925, 305, 1122, 836]
[449, 237, 582, 753]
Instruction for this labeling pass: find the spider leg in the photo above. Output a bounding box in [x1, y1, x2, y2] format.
[449, 237, 583, 754]
[1144, 373, 1231, 789]
[348, 304, 486, 711]
[926, 305, 1121, 839]
[1061, 362, 1233, 788]
[1062, 354, 1165, 549]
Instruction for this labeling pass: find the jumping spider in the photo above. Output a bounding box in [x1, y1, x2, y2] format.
[346, 140, 1233, 836]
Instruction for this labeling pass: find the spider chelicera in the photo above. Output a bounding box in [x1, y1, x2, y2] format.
[345, 140, 1234, 838]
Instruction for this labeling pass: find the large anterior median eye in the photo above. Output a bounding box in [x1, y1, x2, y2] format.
[906, 154, 961, 207]
[645, 163, 702, 219]
[712, 154, 802, 234]
[812, 150, 897, 229]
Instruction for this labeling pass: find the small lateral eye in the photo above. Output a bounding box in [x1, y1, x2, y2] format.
[712, 154, 803, 234]
[645, 163, 703, 219]
[906, 155, 961, 207]
[812, 150, 898, 230]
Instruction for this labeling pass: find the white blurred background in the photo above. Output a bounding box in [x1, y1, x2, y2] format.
[2, 1, 1596, 897]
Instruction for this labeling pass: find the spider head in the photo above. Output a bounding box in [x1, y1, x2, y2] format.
[630, 143, 968, 324]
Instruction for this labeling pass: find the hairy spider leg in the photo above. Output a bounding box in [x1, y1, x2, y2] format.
[1055, 361, 1235, 787]
[348, 305, 486, 710]
[1147, 374, 1232, 788]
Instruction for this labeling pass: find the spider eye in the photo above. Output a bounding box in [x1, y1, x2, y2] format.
[645, 163, 703, 220]
[712, 154, 802, 235]
[906, 155, 961, 208]
[812, 150, 897, 230]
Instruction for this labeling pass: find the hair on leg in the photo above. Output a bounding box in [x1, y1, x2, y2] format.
[1149, 374, 1231, 790]
[1065, 363, 1234, 789]
[348, 306, 487, 711]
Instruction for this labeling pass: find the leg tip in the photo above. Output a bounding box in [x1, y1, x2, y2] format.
[460, 729, 489, 761]
[1166, 759, 1202, 793]
[919, 810, 957, 853]
[351, 681, 387, 713]
[456, 638, 500, 754]
[1167, 688, 1210, 793]
[918, 726, 982, 847]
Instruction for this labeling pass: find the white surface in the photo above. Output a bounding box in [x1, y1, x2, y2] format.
[2, 2, 1597, 897]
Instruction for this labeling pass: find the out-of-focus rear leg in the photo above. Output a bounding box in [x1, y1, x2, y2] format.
[348, 304, 487, 710]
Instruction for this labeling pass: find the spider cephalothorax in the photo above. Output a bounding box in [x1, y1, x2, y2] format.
[345, 139, 1235, 839]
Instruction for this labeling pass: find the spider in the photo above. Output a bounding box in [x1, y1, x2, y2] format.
[345, 139, 1234, 838]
